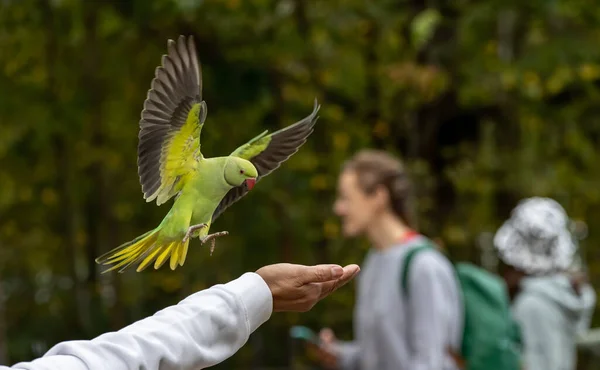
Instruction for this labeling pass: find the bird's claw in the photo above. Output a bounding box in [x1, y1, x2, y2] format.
[182, 223, 208, 243]
[200, 231, 229, 256]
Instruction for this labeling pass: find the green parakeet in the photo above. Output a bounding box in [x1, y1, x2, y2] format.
[95, 35, 320, 273]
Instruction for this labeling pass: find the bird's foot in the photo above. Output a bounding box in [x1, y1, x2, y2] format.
[200, 231, 229, 256]
[182, 223, 208, 243]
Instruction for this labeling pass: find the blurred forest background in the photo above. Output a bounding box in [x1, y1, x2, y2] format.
[2, 0, 600, 368]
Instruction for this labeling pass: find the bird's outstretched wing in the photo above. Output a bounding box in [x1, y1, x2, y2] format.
[211, 99, 320, 222]
[138, 35, 205, 206]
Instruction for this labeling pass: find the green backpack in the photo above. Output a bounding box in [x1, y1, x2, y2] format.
[401, 242, 522, 370]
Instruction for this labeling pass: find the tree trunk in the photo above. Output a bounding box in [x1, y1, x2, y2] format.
[80, 1, 125, 332]
[0, 264, 8, 364]
[40, 0, 90, 337]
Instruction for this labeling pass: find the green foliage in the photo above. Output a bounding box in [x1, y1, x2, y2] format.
[1, 0, 599, 368]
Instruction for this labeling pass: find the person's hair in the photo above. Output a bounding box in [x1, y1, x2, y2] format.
[342, 149, 414, 227]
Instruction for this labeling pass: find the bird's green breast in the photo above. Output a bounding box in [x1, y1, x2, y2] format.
[186, 157, 231, 224]
[158, 157, 231, 241]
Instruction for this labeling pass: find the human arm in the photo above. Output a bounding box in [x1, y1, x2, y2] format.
[3, 263, 360, 370]
[5, 272, 271, 370]
[512, 294, 558, 370]
[406, 252, 458, 370]
[577, 283, 596, 335]
[331, 340, 360, 370]
[308, 328, 360, 370]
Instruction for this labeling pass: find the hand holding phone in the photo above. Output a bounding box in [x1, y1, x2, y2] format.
[290, 326, 339, 369]
[290, 325, 321, 345]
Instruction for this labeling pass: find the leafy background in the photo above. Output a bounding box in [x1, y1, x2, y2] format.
[1, 0, 600, 368]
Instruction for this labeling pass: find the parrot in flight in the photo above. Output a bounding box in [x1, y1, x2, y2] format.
[95, 35, 320, 273]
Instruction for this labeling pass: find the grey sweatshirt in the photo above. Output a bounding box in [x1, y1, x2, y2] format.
[512, 274, 596, 370]
[334, 236, 463, 370]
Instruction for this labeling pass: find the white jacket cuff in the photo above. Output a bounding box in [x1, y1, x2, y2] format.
[222, 272, 273, 333]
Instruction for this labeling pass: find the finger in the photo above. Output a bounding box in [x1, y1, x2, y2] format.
[305, 341, 320, 356]
[297, 264, 344, 285]
[318, 264, 360, 299]
[305, 344, 325, 363]
[320, 328, 336, 343]
[320, 264, 360, 296]
[320, 347, 338, 369]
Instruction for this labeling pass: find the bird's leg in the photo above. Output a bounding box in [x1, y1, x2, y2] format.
[182, 223, 208, 243]
[200, 231, 229, 256]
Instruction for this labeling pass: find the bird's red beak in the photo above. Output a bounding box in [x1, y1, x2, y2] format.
[246, 178, 256, 190]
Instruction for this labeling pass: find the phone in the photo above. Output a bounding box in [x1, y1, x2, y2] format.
[289, 325, 321, 345]
[289, 326, 323, 369]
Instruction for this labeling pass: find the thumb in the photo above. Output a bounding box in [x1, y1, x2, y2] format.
[298, 264, 344, 285]
[320, 328, 336, 344]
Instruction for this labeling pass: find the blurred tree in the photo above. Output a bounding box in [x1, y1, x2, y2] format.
[0, 0, 599, 368]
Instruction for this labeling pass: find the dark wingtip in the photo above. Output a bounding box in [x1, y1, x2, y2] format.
[177, 34, 194, 43]
[309, 98, 321, 124]
[311, 97, 321, 117]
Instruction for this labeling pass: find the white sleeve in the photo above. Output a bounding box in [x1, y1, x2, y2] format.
[2, 272, 273, 370]
[406, 252, 456, 370]
[335, 341, 361, 370]
[512, 294, 556, 370]
[577, 283, 596, 335]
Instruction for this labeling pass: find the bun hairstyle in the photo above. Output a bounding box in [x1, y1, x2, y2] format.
[342, 149, 414, 227]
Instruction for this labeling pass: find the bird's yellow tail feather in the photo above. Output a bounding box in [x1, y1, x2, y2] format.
[95, 229, 190, 273]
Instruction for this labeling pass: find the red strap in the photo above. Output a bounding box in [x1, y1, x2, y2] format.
[398, 229, 419, 244]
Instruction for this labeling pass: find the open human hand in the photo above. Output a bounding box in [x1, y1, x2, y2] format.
[256, 263, 360, 312]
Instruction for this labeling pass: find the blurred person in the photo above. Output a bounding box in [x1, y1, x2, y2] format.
[433, 236, 447, 252]
[494, 197, 596, 370]
[1, 262, 360, 370]
[312, 149, 463, 370]
[568, 263, 596, 337]
[566, 221, 597, 337]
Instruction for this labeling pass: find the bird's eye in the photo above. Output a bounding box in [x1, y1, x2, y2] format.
[239, 170, 244, 174]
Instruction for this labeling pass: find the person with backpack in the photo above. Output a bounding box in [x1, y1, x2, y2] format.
[493, 197, 597, 370]
[311, 149, 464, 370]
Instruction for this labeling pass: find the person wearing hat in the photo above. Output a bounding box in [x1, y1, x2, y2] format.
[493, 197, 596, 370]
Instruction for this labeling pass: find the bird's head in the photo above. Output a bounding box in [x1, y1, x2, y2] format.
[224, 157, 258, 190]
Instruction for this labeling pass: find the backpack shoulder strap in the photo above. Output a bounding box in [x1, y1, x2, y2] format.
[400, 243, 434, 298]
[399, 241, 465, 368]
